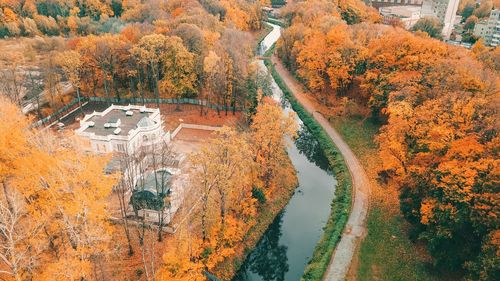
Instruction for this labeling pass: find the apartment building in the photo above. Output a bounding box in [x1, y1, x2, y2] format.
[473, 9, 500, 47]
[420, 0, 460, 38]
[380, 5, 422, 29]
[369, 0, 423, 9]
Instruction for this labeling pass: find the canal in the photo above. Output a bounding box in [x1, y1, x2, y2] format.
[233, 23, 337, 281]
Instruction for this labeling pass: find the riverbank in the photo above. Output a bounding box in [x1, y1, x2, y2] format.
[212, 155, 298, 280]
[263, 53, 355, 280]
[209, 23, 298, 280]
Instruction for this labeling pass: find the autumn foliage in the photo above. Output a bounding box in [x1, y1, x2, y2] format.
[278, 1, 499, 279]
[0, 97, 116, 280]
[0, 0, 268, 119]
[159, 97, 297, 279]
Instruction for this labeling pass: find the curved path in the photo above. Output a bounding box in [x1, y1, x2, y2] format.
[271, 55, 371, 281]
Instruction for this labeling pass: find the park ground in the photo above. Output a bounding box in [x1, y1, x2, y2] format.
[328, 115, 442, 281]
[57, 101, 297, 281]
[292, 91, 444, 280]
[271, 54, 444, 281]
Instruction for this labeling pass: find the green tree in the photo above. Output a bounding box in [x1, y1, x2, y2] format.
[464, 15, 479, 31]
[412, 16, 443, 39]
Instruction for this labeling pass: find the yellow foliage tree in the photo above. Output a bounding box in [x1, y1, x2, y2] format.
[251, 96, 297, 190]
[0, 98, 116, 280]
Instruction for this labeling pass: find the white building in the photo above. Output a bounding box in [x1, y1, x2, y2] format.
[76, 104, 170, 154]
[421, 0, 460, 38]
[131, 168, 187, 225]
[473, 9, 500, 47]
[369, 0, 423, 9]
[380, 5, 422, 29]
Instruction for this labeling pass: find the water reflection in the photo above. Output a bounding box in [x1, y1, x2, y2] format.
[295, 125, 332, 174]
[234, 21, 336, 281]
[234, 213, 289, 281]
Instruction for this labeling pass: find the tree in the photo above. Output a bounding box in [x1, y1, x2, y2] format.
[189, 127, 253, 241]
[203, 50, 225, 115]
[459, 0, 476, 21]
[464, 15, 479, 31]
[411, 16, 443, 39]
[0, 97, 117, 280]
[131, 34, 168, 106]
[159, 36, 197, 104]
[55, 50, 84, 114]
[376, 85, 498, 275]
[217, 29, 253, 115]
[471, 39, 500, 71]
[473, 0, 493, 18]
[0, 63, 24, 107]
[43, 51, 63, 115]
[0, 188, 40, 281]
[146, 141, 175, 242]
[116, 153, 139, 257]
[76, 35, 130, 101]
[325, 24, 363, 97]
[251, 97, 297, 190]
[24, 66, 44, 119]
[295, 29, 329, 94]
[183, 127, 257, 275]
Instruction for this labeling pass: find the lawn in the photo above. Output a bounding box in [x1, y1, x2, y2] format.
[330, 115, 441, 281]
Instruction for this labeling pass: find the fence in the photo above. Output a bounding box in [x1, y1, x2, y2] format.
[34, 97, 243, 127]
[87, 97, 242, 112]
[171, 123, 222, 139]
[32, 97, 84, 127]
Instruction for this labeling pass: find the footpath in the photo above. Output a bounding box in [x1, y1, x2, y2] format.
[271, 55, 371, 281]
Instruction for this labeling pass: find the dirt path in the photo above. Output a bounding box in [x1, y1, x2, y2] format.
[271, 56, 371, 281]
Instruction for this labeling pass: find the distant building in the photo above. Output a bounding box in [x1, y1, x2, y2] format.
[473, 9, 500, 47]
[380, 5, 422, 29]
[420, 0, 460, 38]
[76, 104, 170, 154]
[368, 0, 423, 9]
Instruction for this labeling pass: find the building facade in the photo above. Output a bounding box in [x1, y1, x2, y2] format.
[75, 104, 170, 154]
[380, 5, 422, 29]
[369, 0, 423, 9]
[473, 9, 500, 47]
[420, 0, 460, 38]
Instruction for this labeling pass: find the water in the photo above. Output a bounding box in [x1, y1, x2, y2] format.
[259, 22, 282, 55]
[233, 23, 337, 281]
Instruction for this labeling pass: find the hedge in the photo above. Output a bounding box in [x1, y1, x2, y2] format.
[263, 55, 352, 281]
[266, 18, 287, 28]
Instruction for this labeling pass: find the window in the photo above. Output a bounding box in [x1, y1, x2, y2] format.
[98, 143, 106, 153]
[143, 135, 148, 142]
[116, 143, 125, 152]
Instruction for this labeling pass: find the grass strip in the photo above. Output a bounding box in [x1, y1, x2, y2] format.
[266, 17, 287, 27]
[264, 54, 353, 281]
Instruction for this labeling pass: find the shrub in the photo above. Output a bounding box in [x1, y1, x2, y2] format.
[135, 268, 143, 277]
[252, 187, 266, 204]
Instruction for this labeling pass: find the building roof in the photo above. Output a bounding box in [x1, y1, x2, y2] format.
[135, 170, 172, 195]
[380, 5, 422, 18]
[137, 116, 155, 128]
[80, 105, 158, 137]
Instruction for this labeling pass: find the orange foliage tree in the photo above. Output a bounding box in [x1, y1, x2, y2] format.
[277, 0, 499, 277]
[0, 98, 116, 280]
